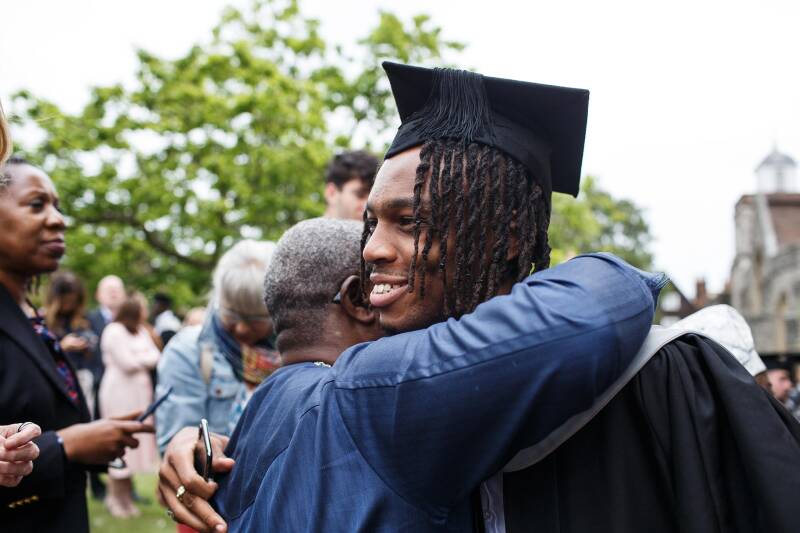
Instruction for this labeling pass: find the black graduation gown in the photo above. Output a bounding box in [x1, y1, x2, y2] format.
[501, 334, 800, 533]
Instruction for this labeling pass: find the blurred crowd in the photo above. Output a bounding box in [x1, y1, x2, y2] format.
[40, 270, 205, 517]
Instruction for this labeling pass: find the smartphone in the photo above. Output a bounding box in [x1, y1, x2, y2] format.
[196, 418, 213, 482]
[108, 386, 174, 470]
[137, 386, 174, 422]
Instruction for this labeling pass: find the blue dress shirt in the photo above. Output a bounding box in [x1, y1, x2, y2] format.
[213, 253, 665, 531]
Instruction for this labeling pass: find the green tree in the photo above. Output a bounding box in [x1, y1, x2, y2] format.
[11, 0, 652, 308]
[11, 0, 462, 307]
[549, 176, 653, 269]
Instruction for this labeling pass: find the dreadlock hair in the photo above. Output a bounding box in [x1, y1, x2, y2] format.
[360, 138, 551, 319]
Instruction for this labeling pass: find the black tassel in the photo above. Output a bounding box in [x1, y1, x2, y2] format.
[410, 68, 494, 144]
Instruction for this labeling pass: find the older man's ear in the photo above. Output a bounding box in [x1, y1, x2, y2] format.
[338, 275, 376, 324]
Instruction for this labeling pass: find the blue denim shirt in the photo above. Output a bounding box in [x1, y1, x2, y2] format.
[155, 322, 246, 454]
[213, 254, 666, 531]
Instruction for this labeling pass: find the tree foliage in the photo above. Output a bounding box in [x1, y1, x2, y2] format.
[550, 176, 653, 269]
[11, 0, 651, 309]
[12, 0, 461, 306]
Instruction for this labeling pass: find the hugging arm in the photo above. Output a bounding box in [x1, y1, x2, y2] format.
[332, 253, 662, 519]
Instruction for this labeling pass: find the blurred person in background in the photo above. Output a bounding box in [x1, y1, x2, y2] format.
[767, 360, 800, 420]
[43, 272, 99, 414]
[155, 240, 278, 459]
[785, 362, 800, 421]
[0, 156, 152, 532]
[134, 290, 163, 350]
[323, 150, 378, 220]
[86, 274, 127, 501]
[88, 276, 126, 396]
[88, 275, 126, 351]
[0, 106, 44, 491]
[98, 294, 161, 518]
[182, 307, 206, 328]
[767, 362, 794, 404]
[153, 292, 182, 347]
[87, 284, 125, 407]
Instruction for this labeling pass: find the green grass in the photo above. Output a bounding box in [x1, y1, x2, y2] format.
[88, 473, 173, 533]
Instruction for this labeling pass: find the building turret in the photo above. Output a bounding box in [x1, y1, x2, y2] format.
[755, 147, 798, 193]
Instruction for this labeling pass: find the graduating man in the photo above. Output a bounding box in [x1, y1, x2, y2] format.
[159, 61, 664, 531]
[362, 64, 800, 533]
[367, 65, 800, 532]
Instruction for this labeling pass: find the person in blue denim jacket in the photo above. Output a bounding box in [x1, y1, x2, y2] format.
[155, 240, 280, 454]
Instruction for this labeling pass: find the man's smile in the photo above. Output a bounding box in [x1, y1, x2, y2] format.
[369, 273, 409, 307]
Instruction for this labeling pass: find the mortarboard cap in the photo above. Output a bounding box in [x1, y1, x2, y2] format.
[764, 357, 792, 372]
[383, 61, 590, 197]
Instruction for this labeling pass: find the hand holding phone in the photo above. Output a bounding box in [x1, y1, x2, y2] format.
[196, 418, 213, 482]
[157, 426, 231, 532]
[108, 387, 172, 469]
[138, 386, 174, 422]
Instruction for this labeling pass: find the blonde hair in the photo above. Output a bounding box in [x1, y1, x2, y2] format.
[0, 102, 11, 166]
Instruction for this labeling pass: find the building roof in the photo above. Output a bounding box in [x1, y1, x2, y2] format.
[756, 148, 797, 172]
[767, 193, 800, 246]
[738, 193, 800, 246]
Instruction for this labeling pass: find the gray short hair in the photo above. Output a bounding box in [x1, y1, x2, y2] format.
[213, 239, 276, 314]
[265, 218, 363, 336]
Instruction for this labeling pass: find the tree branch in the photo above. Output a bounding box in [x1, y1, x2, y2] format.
[80, 211, 215, 270]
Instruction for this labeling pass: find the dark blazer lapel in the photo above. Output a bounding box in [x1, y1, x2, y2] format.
[0, 284, 82, 412]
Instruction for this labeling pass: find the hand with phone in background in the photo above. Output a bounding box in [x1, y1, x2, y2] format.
[58, 333, 90, 353]
[109, 386, 173, 469]
[157, 424, 233, 532]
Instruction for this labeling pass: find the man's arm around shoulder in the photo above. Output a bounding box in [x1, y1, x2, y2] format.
[331, 253, 665, 521]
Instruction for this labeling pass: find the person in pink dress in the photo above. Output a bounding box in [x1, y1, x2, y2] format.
[98, 295, 160, 518]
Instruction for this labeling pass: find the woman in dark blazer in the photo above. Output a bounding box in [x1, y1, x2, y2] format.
[0, 98, 44, 490]
[0, 157, 154, 532]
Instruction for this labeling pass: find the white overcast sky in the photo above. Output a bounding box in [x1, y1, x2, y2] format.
[3, 0, 799, 297]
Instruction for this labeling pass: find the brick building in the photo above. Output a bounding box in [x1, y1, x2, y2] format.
[730, 147, 800, 356]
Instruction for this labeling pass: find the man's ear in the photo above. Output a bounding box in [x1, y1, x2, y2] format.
[339, 275, 376, 324]
[324, 182, 339, 205]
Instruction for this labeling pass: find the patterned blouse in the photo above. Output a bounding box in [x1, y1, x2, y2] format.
[29, 314, 81, 406]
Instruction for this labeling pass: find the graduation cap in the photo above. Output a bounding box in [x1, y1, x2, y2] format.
[764, 357, 792, 372]
[383, 61, 590, 197]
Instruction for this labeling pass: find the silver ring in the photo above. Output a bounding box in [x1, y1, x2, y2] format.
[166, 509, 176, 521]
[176, 485, 187, 502]
[16, 422, 33, 433]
